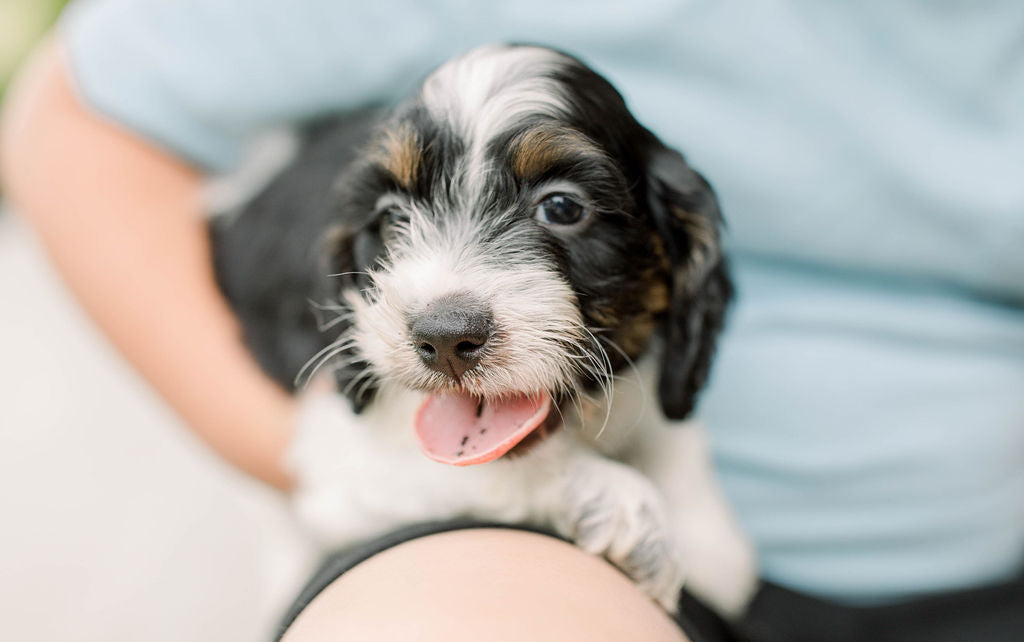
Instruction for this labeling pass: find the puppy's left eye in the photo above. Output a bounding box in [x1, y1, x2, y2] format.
[381, 207, 409, 227]
[535, 194, 588, 226]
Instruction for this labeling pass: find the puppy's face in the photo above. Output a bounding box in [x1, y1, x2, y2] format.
[321, 45, 730, 463]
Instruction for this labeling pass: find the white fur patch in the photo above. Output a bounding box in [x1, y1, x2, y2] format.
[421, 45, 573, 197]
[421, 45, 571, 146]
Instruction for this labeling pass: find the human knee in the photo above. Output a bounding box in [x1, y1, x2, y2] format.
[282, 528, 688, 641]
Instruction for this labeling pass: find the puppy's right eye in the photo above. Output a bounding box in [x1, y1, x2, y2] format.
[378, 206, 409, 242]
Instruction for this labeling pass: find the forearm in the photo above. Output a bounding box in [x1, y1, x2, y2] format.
[1, 38, 294, 489]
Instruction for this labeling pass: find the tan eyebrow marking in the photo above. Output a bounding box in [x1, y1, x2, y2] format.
[370, 124, 422, 190]
[510, 125, 602, 181]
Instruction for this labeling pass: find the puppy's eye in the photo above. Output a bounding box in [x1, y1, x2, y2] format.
[535, 194, 587, 226]
[381, 207, 409, 227]
[377, 206, 409, 240]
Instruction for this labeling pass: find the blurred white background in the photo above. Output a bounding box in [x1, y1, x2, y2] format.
[0, 210, 318, 641]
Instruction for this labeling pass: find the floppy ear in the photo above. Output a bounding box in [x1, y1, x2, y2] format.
[209, 206, 377, 414]
[646, 146, 733, 420]
[209, 112, 383, 413]
[312, 223, 379, 413]
[209, 207, 339, 394]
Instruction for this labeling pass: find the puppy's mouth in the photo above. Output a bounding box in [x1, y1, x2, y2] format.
[413, 391, 555, 465]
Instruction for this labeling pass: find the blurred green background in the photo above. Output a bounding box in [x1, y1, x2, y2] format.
[1, 0, 69, 101]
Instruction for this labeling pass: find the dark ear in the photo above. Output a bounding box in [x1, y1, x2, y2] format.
[646, 146, 733, 420]
[209, 112, 383, 413]
[209, 211, 377, 414]
[310, 224, 379, 413]
[319, 222, 381, 413]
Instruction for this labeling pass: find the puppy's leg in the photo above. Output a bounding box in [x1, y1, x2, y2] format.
[574, 357, 758, 618]
[631, 422, 759, 619]
[534, 435, 686, 613]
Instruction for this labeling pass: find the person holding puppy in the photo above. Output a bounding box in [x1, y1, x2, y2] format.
[3, 1, 1022, 641]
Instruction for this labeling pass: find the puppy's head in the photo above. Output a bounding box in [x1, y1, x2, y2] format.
[320, 45, 730, 462]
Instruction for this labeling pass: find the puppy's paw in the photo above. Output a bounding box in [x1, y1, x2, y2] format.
[553, 457, 685, 613]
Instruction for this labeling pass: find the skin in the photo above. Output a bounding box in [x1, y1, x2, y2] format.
[282, 528, 689, 642]
[0, 38, 296, 488]
[1, 35, 693, 639]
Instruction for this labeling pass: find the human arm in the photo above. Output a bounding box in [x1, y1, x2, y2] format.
[0, 38, 295, 488]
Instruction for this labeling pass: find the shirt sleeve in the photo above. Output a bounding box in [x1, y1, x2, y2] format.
[60, 0, 464, 171]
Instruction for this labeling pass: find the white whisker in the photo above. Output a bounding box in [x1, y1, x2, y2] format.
[295, 335, 359, 387]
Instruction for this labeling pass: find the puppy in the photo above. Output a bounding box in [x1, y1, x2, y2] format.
[211, 44, 756, 615]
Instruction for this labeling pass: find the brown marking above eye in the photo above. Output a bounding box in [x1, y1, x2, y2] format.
[510, 125, 602, 181]
[371, 124, 422, 190]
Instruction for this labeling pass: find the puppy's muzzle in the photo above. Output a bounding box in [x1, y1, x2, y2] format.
[409, 293, 494, 381]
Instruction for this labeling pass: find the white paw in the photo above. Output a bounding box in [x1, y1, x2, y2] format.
[553, 457, 685, 613]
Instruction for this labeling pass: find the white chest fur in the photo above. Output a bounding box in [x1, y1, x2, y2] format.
[287, 370, 756, 616]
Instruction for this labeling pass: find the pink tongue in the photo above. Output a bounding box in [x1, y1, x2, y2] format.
[414, 392, 551, 466]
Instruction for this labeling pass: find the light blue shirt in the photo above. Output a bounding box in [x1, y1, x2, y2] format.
[63, 0, 1024, 603]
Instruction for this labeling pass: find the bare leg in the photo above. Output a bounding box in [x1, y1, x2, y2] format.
[283, 528, 689, 641]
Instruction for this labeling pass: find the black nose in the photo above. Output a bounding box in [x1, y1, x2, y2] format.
[410, 294, 494, 380]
